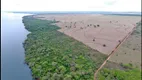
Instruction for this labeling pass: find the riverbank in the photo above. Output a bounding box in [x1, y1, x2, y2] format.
[22, 15, 107, 80]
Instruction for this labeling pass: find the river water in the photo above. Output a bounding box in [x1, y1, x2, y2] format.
[1, 12, 33, 80]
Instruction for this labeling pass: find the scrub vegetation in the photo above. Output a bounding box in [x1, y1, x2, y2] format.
[22, 15, 107, 80]
[98, 63, 141, 80]
[132, 21, 141, 36]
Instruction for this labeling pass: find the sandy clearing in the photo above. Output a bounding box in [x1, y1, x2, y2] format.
[34, 14, 141, 55]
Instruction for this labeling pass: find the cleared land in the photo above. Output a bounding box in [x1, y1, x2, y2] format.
[97, 22, 141, 80]
[34, 14, 140, 55]
[108, 21, 141, 69]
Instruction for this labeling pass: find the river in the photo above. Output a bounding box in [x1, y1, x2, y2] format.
[1, 12, 33, 80]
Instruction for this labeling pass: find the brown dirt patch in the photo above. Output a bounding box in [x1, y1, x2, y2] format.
[33, 14, 141, 56]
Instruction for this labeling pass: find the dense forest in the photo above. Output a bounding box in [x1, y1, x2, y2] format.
[22, 16, 107, 80]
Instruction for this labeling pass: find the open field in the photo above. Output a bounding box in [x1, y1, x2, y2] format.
[34, 14, 141, 55]
[97, 22, 141, 80]
[108, 21, 141, 68]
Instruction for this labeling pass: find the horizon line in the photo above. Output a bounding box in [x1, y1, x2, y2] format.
[2, 11, 141, 13]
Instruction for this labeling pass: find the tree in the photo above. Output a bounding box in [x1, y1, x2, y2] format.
[97, 24, 100, 27]
[94, 25, 96, 28]
[103, 44, 106, 47]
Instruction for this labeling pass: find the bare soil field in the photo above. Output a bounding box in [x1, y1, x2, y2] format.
[34, 14, 141, 55]
[108, 22, 141, 69]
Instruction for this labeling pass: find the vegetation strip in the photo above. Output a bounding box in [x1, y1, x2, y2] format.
[22, 15, 107, 80]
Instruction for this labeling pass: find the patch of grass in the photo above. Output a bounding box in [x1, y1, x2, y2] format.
[120, 63, 133, 69]
[98, 67, 141, 80]
[98, 63, 141, 80]
[22, 15, 107, 80]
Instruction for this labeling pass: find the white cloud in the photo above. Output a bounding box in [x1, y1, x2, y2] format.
[1, 0, 141, 12]
[104, 0, 141, 12]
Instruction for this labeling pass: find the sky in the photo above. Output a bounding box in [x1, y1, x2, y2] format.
[1, 0, 141, 12]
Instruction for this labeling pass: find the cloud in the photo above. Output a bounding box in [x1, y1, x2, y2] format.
[105, 0, 141, 12]
[104, 0, 117, 5]
[1, 0, 141, 12]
